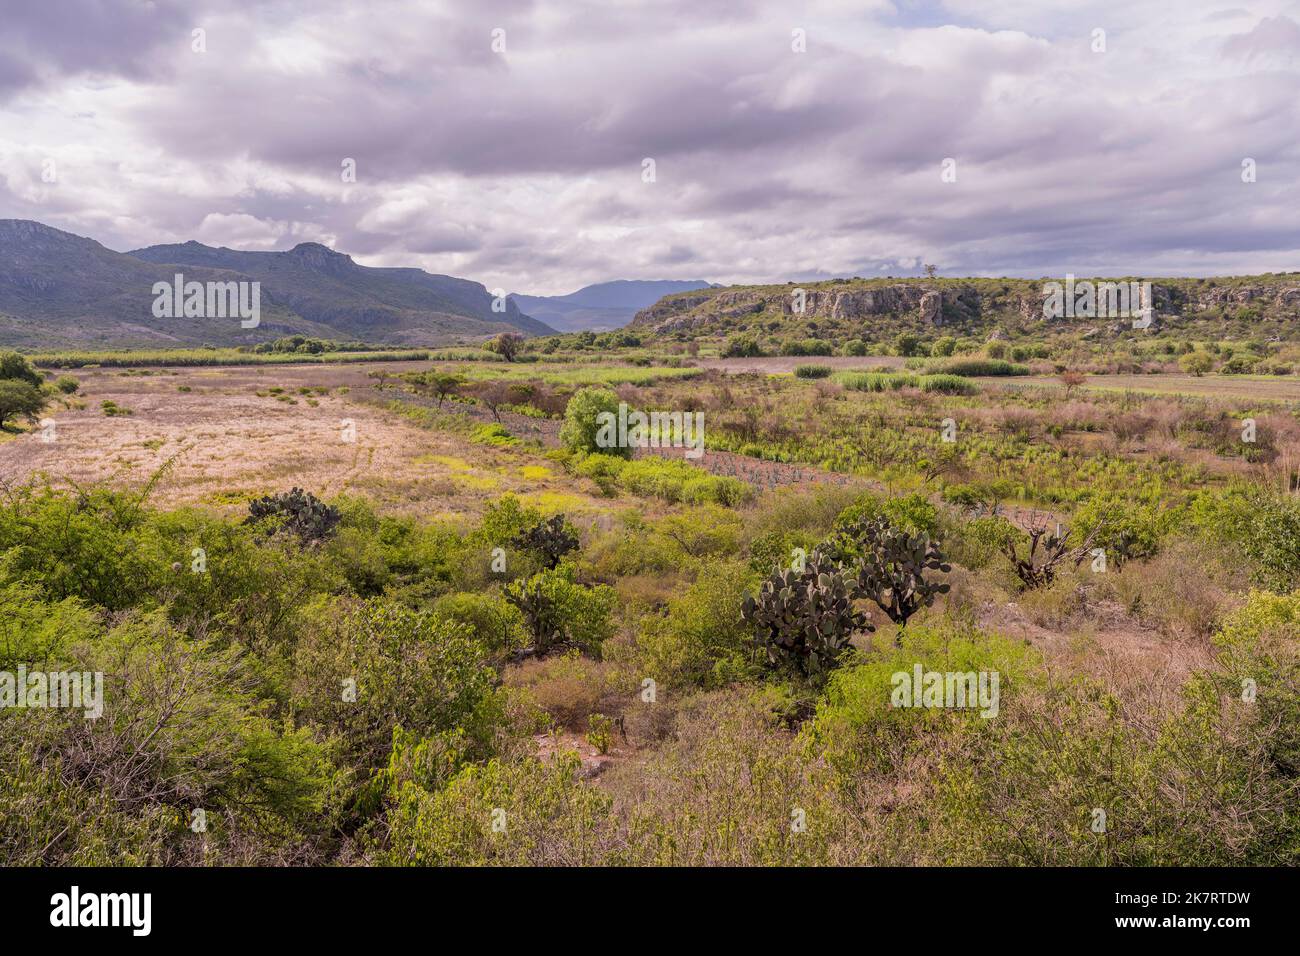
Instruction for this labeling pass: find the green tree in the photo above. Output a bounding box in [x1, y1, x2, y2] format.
[893, 332, 922, 357]
[484, 332, 524, 362]
[1180, 351, 1213, 376]
[0, 352, 42, 387]
[0, 380, 45, 429]
[560, 386, 627, 458]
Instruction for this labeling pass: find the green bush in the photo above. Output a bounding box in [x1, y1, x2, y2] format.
[504, 565, 617, 656]
[560, 387, 626, 458]
[432, 592, 528, 658]
[838, 372, 917, 392]
[0, 351, 43, 387]
[471, 422, 520, 446]
[572, 453, 751, 506]
[636, 561, 759, 688]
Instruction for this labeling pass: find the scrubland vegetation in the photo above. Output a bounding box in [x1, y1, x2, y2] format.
[3, 339, 1299, 868]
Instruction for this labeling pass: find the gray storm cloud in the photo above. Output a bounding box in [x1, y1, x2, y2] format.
[0, 0, 1297, 294]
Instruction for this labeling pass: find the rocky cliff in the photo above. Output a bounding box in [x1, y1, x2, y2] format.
[629, 275, 1300, 341]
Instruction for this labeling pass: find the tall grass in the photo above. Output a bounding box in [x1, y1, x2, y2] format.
[837, 371, 918, 392]
[927, 358, 1030, 377]
[794, 364, 833, 379]
[837, 371, 979, 394]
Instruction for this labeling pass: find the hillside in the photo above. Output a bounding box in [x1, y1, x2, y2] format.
[131, 239, 553, 341]
[510, 279, 713, 332]
[629, 274, 1300, 351]
[0, 220, 553, 349]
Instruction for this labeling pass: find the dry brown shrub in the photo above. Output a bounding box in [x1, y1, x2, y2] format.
[503, 653, 626, 731]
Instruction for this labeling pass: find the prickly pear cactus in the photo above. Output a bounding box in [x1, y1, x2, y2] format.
[741, 558, 872, 675]
[512, 514, 579, 569]
[245, 487, 341, 545]
[823, 515, 950, 627]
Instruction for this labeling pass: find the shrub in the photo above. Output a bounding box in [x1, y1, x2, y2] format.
[833, 492, 939, 539]
[930, 358, 1029, 377]
[1212, 590, 1300, 778]
[1218, 354, 1258, 374]
[504, 565, 617, 656]
[1071, 493, 1168, 566]
[572, 453, 751, 507]
[636, 561, 759, 688]
[894, 332, 923, 357]
[838, 372, 917, 392]
[377, 750, 617, 866]
[560, 387, 627, 458]
[511, 514, 579, 569]
[53, 375, 79, 394]
[919, 373, 978, 395]
[721, 336, 763, 358]
[431, 592, 528, 658]
[999, 515, 1096, 589]
[470, 422, 520, 446]
[483, 331, 524, 361]
[292, 599, 500, 772]
[0, 351, 42, 387]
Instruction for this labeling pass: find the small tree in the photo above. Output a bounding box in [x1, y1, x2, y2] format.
[504, 566, 616, 656]
[1058, 370, 1086, 395]
[0, 351, 43, 388]
[560, 386, 627, 458]
[485, 332, 524, 362]
[1000, 512, 1098, 589]
[893, 332, 923, 357]
[468, 381, 512, 422]
[1180, 352, 1213, 376]
[0, 380, 45, 430]
[411, 371, 464, 407]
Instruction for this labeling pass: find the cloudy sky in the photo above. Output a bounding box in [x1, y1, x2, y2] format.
[1, 0, 1298, 294]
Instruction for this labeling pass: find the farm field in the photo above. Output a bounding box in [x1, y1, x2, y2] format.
[3, 347, 1298, 868]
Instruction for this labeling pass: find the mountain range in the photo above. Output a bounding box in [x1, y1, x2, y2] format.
[509, 279, 714, 332]
[0, 220, 553, 349]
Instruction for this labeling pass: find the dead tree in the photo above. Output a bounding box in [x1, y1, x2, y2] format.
[1001, 512, 1098, 589]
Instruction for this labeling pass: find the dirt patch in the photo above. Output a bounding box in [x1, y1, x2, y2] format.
[0, 362, 609, 520]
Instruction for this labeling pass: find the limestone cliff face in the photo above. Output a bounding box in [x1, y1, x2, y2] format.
[632, 276, 1300, 338]
[633, 283, 974, 333]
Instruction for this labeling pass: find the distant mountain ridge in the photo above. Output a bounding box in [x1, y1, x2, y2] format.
[0, 219, 553, 349]
[510, 279, 715, 332]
